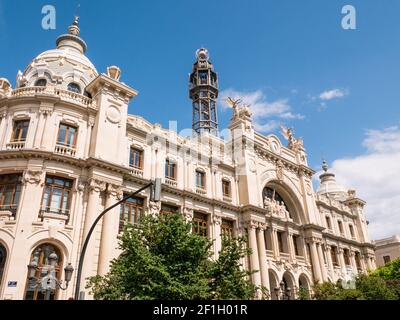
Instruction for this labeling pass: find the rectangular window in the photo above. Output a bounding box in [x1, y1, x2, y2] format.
[193, 212, 208, 237]
[349, 224, 355, 238]
[221, 219, 234, 238]
[129, 148, 143, 169]
[165, 159, 176, 180]
[343, 249, 351, 266]
[222, 180, 231, 198]
[11, 120, 30, 142]
[355, 252, 362, 270]
[331, 246, 339, 266]
[338, 221, 344, 235]
[41, 176, 73, 216]
[119, 196, 144, 232]
[57, 123, 78, 148]
[293, 235, 300, 256]
[325, 216, 332, 230]
[277, 231, 284, 253]
[195, 170, 205, 189]
[0, 174, 22, 215]
[383, 255, 391, 264]
[160, 203, 179, 215]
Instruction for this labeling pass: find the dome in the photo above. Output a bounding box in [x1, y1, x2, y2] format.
[316, 161, 348, 199]
[18, 17, 98, 91]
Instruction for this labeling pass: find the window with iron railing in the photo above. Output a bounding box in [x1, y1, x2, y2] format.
[119, 196, 144, 233]
[0, 174, 22, 216]
[195, 170, 205, 190]
[40, 176, 73, 217]
[331, 246, 339, 266]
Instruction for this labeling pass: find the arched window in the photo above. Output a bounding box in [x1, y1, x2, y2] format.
[34, 79, 47, 87]
[67, 82, 81, 94]
[262, 187, 292, 219]
[0, 244, 6, 290]
[24, 243, 62, 300]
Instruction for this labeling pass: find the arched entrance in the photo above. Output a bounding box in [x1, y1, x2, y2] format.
[24, 243, 63, 300]
[298, 273, 311, 299]
[282, 271, 296, 300]
[0, 244, 6, 291]
[268, 269, 280, 300]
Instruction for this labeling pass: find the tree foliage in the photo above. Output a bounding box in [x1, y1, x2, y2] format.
[88, 213, 260, 300]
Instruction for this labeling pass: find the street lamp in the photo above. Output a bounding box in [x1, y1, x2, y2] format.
[27, 253, 74, 300]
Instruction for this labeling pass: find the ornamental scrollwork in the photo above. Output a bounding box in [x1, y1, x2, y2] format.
[23, 170, 44, 185]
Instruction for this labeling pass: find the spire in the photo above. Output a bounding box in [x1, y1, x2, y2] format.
[56, 15, 87, 54]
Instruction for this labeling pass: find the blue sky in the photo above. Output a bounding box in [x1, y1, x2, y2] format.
[1, 0, 399, 238]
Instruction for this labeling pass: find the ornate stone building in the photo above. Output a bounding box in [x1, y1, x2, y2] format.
[0, 19, 375, 300]
[374, 235, 400, 267]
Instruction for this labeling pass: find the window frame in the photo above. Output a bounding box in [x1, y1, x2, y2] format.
[221, 219, 234, 238]
[195, 169, 206, 190]
[160, 203, 179, 215]
[57, 123, 78, 148]
[40, 176, 73, 217]
[67, 82, 81, 94]
[222, 179, 231, 198]
[0, 174, 22, 214]
[119, 195, 144, 232]
[129, 148, 144, 170]
[165, 158, 177, 180]
[11, 119, 30, 143]
[192, 212, 208, 237]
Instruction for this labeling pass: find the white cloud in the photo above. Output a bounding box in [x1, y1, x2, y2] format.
[319, 89, 347, 101]
[219, 89, 304, 133]
[328, 125, 400, 240]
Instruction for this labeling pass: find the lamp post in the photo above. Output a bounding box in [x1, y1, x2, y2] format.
[73, 179, 161, 300]
[27, 252, 74, 300]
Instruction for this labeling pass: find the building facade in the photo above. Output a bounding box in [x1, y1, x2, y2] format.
[374, 235, 400, 267]
[0, 19, 376, 300]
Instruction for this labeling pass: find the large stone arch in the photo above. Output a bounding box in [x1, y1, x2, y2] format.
[282, 270, 296, 299]
[0, 240, 8, 295]
[268, 269, 280, 300]
[262, 180, 307, 225]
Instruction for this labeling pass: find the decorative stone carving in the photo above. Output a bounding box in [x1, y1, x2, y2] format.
[276, 159, 284, 181]
[87, 178, 107, 193]
[23, 170, 43, 185]
[280, 124, 304, 152]
[183, 207, 193, 221]
[149, 201, 161, 216]
[263, 196, 290, 219]
[106, 105, 121, 124]
[212, 214, 222, 225]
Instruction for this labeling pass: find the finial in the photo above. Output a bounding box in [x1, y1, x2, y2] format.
[68, 15, 80, 36]
[196, 48, 209, 61]
[322, 160, 329, 172]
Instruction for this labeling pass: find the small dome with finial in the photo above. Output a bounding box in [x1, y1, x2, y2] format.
[316, 159, 348, 199]
[196, 48, 209, 61]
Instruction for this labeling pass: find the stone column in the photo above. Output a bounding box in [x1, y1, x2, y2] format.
[84, 118, 95, 157]
[98, 184, 122, 276]
[0, 111, 8, 149]
[317, 243, 328, 282]
[325, 245, 334, 277]
[257, 225, 270, 295]
[338, 248, 346, 273]
[248, 222, 262, 291]
[308, 240, 322, 283]
[271, 226, 279, 259]
[213, 214, 222, 259]
[350, 251, 357, 273]
[287, 231, 295, 262]
[80, 179, 106, 294]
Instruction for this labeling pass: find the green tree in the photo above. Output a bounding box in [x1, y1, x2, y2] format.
[88, 213, 259, 300]
[372, 258, 400, 280]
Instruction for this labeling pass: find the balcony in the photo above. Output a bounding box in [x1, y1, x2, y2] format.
[196, 187, 207, 195]
[6, 141, 26, 150]
[130, 166, 143, 177]
[0, 205, 18, 220]
[39, 206, 70, 222]
[10, 86, 97, 110]
[165, 177, 177, 187]
[55, 144, 76, 157]
[223, 195, 232, 202]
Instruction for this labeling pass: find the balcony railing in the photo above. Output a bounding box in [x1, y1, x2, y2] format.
[223, 195, 232, 202]
[39, 206, 70, 221]
[55, 144, 77, 157]
[6, 141, 26, 150]
[10, 86, 96, 109]
[130, 166, 143, 177]
[0, 204, 18, 219]
[196, 187, 207, 195]
[165, 177, 177, 187]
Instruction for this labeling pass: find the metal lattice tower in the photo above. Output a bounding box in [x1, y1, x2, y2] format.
[189, 48, 219, 135]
